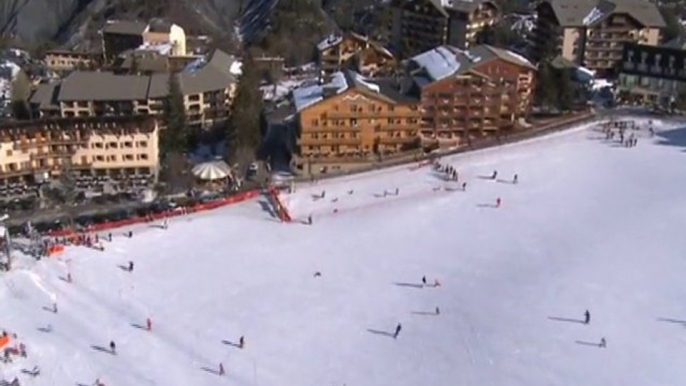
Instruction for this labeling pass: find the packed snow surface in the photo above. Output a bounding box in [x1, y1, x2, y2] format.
[3, 118, 686, 386]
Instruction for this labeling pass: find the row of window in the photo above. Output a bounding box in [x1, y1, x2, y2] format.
[91, 153, 150, 162]
[310, 118, 418, 126]
[91, 141, 148, 149]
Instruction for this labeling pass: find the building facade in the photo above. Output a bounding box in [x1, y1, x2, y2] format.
[0, 116, 159, 198]
[102, 19, 187, 60]
[293, 71, 421, 174]
[44, 50, 97, 73]
[318, 32, 396, 77]
[389, 0, 498, 58]
[532, 0, 664, 76]
[617, 42, 686, 106]
[30, 50, 238, 130]
[406, 45, 536, 147]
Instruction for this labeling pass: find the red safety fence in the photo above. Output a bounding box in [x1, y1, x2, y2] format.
[48, 189, 261, 237]
[268, 186, 292, 223]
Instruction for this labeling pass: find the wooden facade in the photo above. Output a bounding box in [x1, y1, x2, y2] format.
[296, 87, 420, 174]
[318, 33, 396, 77]
[418, 57, 535, 146]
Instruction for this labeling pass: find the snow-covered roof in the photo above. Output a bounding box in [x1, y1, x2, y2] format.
[583, 7, 604, 25]
[293, 72, 348, 111]
[353, 73, 380, 93]
[230, 61, 243, 76]
[136, 42, 174, 55]
[410, 46, 463, 82]
[317, 34, 344, 51]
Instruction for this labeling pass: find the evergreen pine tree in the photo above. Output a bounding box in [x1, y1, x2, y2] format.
[10, 70, 32, 120]
[161, 74, 188, 154]
[226, 53, 264, 162]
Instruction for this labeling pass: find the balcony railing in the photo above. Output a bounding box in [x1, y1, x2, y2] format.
[297, 138, 362, 146]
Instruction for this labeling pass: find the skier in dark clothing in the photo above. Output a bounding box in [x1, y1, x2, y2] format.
[108, 233, 112, 242]
[239, 336, 245, 349]
[513, 174, 518, 184]
[491, 170, 498, 180]
[462, 182, 467, 191]
[128, 231, 133, 238]
[393, 323, 402, 339]
[128, 261, 134, 272]
[109, 341, 116, 355]
[307, 215, 313, 225]
[435, 307, 440, 315]
[584, 310, 590, 325]
[422, 276, 427, 286]
[599, 337, 606, 348]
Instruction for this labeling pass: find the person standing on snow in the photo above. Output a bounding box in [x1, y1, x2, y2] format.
[393, 323, 402, 339]
[491, 170, 498, 180]
[584, 310, 591, 325]
[495, 197, 502, 208]
[599, 337, 606, 348]
[146, 318, 152, 331]
[422, 276, 427, 286]
[109, 341, 116, 355]
[128, 261, 134, 272]
[219, 362, 225, 376]
[513, 174, 518, 184]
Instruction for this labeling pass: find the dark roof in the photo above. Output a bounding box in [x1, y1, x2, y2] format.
[550, 54, 582, 69]
[29, 82, 61, 111]
[59, 72, 151, 101]
[663, 36, 686, 50]
[374, 78, 420, 104]
[544, 0, 665, 28]
[177, 49, 237, 95]
[102, 20, 148, 35]
[118, 51, 169, 73]
[445, 0, 497, 14]
[148, 18, 173, 33]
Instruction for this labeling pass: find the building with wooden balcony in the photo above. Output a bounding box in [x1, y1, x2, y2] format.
[389, 0, 498, 58]
[0, 116, 159, 198]
[44, 50, 98, 73]
[317, 32, 396, 77]
[29, 50, 238, 131]
[404, 44, 536, 147]
[293, 71, 421, 174]
[617, 42, 686, 107]
[531, 0, 665, 76]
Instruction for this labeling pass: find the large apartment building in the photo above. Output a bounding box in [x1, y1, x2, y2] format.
[405, 44, 536, 146]
[389, 0, 498, 57]
[293, 71, 421, 174]
[317, 32, 396, 77]
[102, 19, 187, 60]
[617, 41, 686, 107]
[44, 50, 97, 73]
[292, 44, 536, 173]
[0, 116, 159, 197]
[29, 50, 238, 130]
[532, 0, 665, 76]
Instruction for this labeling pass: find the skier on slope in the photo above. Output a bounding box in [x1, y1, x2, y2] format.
[422, 276, 427, 286]
[599, 337, 606, 348]
[219, 362, 225, 376]
[584, 310, 590, 325]
[239, 336, 245, 349]
[513, 174, 518, 184]
[128, 261, 134, 272]
[491, 170, 498, 180]
[109, 341, 116, 355]
[495, 197, 502, 208]
[462, 182, 467, 191]
[393, 323, 402, 339]
[146, 317, 152, 331]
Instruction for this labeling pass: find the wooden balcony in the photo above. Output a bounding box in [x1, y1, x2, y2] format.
[297, 138, 362, 146]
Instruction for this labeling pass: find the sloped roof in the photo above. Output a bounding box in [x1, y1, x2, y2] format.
[663, 36, 686, 50]
[177, 49, 238, 95]
[29, 82, 60, 110]
[58, 72, 152, 101]
[444, 0, 496, 14]
[544, 0, 665, 27]
[407, 44, 535, 86]
[102, 20, 148, 35]
[469, 45, 536, 70]
[148, 73, 170, 99]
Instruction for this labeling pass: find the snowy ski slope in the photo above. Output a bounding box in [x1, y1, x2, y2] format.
[2, 117, 686, 386]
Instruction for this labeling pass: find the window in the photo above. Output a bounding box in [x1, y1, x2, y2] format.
[94, 142, 103, 149]
[94, 155, 104, 162]
[5, 150, 11, 156]
[311, 118, 319, 126]
[139, 154, 149, 161]
[124, 154, 134, 161]
[108, 142, 118, 149]
[351, 118, 358, 127]
[138, 141, 148, 148]
[124, 141, 133, 148]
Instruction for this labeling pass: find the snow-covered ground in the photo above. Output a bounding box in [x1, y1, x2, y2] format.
[3, 117, 686, 386]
